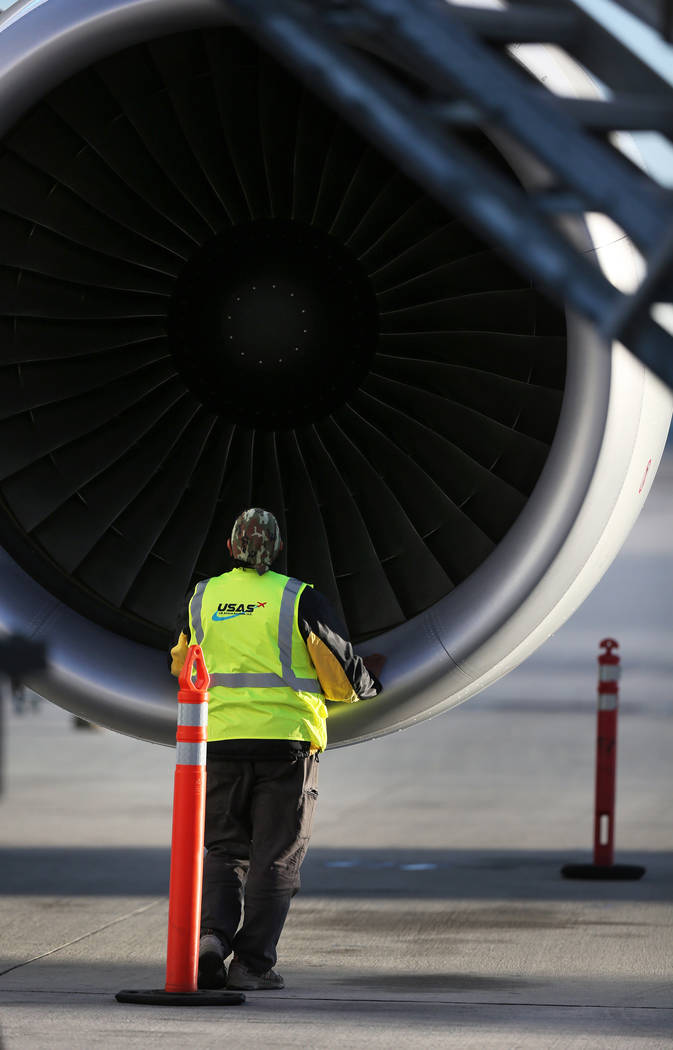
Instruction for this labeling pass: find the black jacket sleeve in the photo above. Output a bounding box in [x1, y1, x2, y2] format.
[174, 592, 191, 640]
[297, 586, 382, 699]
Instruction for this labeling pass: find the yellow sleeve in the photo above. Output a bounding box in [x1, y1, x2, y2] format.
[306, 632, 359, 703]
[170, 631, 189, 677]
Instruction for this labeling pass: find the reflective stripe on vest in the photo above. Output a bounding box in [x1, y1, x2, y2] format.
[277, 577, 321, 691]
[209, 672, 285, 688]
[190, 580, 208, 646]
[191, 575, 320, 693]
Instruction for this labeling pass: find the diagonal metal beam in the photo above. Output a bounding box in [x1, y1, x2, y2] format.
[227, 0, 673, 390]
[320, 0, 671, 254]
[551, 96, 673, 134]
[508, 0, 673, 91]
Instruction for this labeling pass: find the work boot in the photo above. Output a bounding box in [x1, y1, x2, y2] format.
[198, 932, 227, 990]
[227, 957, 284, 990]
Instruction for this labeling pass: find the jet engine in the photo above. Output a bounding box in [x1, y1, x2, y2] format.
[0, 0, 670, 746]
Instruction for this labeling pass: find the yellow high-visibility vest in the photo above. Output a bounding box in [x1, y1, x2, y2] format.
[188, 568, 328, 750]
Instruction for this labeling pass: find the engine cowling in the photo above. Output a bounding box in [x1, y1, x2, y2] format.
[0, 0, 670, 746]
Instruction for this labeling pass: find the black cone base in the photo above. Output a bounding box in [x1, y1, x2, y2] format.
[561, 863, 646, 881]
[116, 988, 245, 1006]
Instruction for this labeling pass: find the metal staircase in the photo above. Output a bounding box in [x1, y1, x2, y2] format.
[228, 0, 673, 389]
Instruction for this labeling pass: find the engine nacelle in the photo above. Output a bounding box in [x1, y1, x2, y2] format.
[0, 0, 670, 746]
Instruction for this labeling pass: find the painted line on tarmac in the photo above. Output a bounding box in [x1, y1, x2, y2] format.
[238, 995, 673, 1011]
[1, 989, 671, 1011]
[0, 899, 163, 977]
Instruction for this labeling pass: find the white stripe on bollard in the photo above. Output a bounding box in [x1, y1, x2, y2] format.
[599, 665, 621, 682]
[177, 702, 208, 728]
[176, 741, 207, 766]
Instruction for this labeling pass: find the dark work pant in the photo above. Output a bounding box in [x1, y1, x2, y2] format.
[200, 753, 319, 974]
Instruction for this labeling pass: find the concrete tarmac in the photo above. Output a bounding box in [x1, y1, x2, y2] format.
[1, 455, 672, 1049]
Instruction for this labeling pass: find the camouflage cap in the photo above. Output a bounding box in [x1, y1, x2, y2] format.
[230, 508, 282, 569]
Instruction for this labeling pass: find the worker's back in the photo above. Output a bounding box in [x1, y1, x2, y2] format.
[188, 567, 327, 749]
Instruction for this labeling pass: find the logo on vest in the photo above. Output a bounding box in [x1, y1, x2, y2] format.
[212, 601, 268, 622]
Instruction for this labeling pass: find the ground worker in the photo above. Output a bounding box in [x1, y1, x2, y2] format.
[170, 507, 383, 991]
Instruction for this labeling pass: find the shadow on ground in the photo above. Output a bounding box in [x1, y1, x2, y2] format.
[0, 962, 672, 1041]
[0, 847, 671, 900]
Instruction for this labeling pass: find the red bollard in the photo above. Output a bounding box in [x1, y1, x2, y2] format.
[116, 646, 245, 1006]
[562, 639, 645, 881]
[593, 638, 619, 867]
[165, 644, 211, 993]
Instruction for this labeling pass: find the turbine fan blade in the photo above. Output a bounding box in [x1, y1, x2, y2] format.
[0, 27, 565, 648]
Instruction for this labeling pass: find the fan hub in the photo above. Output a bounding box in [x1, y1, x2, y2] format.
[169, 220, 379, 429]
